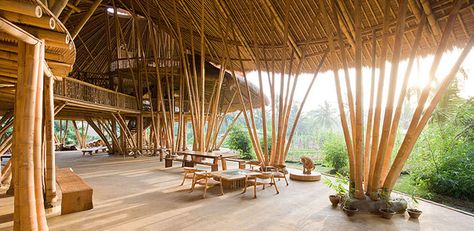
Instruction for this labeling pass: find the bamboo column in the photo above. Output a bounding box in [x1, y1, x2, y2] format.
[13, 40, 48, 231]
[44, 73, 56, 208]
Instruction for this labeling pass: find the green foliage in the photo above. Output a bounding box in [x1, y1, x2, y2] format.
[409, 99, 474, 201]
[226, 125, 255, 160]
[322, 133, 348, 173]
[323, 173, 348, 195]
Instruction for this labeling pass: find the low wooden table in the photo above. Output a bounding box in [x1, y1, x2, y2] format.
[210, 169, 261, 189]
[169, 150, 238, 171]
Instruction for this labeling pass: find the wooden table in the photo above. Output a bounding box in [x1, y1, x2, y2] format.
[210, 169, 261, 189]
[168, 150, 238, 171]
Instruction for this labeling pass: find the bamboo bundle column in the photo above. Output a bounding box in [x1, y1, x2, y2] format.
[12, 40, 48, 231]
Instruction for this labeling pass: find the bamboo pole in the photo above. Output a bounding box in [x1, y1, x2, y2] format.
[381, 16, 426, 180]
[367, 0, 391, 196]
[0, 11, 55, 30]
[216, 111, 242, 149]
[200, 0, 206, 152]
[283, 53, 327, 160]
[13, 40, 48, 231]
[320, 0, 355, 182]
[384, 34, 474, 191]
[0, 0, 42, 18]
[333, 1, 356, 153]
[363, 30, 377, 191]
[70, 0, 103, 40]
[50, 0, 68, 16]
[72, 121, 83, 148]
[352, 0, 365, 199]
[44, 74, 57, 207]
[33, 41, 47, 229]
[86, 118, 113, 151]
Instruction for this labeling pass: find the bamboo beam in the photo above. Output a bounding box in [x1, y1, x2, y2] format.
[0, 11, 55, 30]
[0, 1, 42, 18]
[70, 0, 102, 40]
[50, 0, 68, 17]
[27, 27, 69, 44]
[0, 17, 39, 45]
[419, 0, 441, 37]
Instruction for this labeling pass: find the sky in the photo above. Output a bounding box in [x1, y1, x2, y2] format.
[246, 49, 474, 113]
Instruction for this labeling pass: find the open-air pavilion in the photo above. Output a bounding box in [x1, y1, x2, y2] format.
[0, 0, 473, 230]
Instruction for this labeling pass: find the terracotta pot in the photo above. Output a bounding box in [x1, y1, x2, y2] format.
[329, 195, 340, 207]
[379, 208, 396, 219]
[407, 209, 422, 219]
[343, 206, 358, 216]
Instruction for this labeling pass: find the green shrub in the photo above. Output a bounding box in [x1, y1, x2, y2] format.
[409, 100, 474, 201]
[227, 125, 255, 160]
[322, 133, 348, 173]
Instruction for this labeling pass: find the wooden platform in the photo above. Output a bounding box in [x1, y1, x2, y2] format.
[289, 172, 321, 181]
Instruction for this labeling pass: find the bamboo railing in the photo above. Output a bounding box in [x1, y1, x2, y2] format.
[53, 77, 138, 111]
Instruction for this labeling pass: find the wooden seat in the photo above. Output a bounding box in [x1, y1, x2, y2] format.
[242, 171, 279, 198]
[180, 167, 203, 186]
[190, 171, 224, 198]
[56, 168, 93, 215]
[269, 165, 289, 186]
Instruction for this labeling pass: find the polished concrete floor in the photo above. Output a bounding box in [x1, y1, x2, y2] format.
[1, 151, 473, 231]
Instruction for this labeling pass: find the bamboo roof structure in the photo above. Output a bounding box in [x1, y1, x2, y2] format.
[107, 0, 474, 72]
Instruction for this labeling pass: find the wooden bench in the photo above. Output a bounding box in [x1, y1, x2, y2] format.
[81, 147, 107, 156]
[56, 168, 93, 215]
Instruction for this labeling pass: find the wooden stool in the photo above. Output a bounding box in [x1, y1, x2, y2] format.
[190, 172, 224, 198]
[180, 167, 202, 186]
[243, 172, 279, 198]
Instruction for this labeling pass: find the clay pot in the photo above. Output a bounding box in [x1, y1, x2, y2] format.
[379, 208, 396, 219]
[407, 209, 422, 219]
[343, 206, 358, 216]
[329, 195, 340, 207]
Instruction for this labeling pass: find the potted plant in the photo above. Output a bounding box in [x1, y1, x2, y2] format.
[342, 197, 358, 216]
[323, 173, 348, 207]
[379, 189, 396, 219]
[407, 193, 422, 219]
